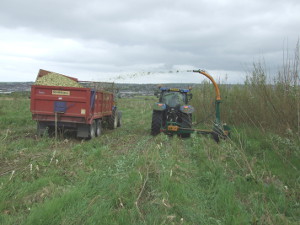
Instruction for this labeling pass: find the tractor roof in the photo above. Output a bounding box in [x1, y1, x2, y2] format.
[159, 87, 191, 93]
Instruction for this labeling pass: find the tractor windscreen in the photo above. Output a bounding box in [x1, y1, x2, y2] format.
[161, 92, 185, 107]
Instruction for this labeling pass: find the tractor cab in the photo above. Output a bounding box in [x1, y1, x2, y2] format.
[161, 91, 186, 108]
[159, 88, 191, 107]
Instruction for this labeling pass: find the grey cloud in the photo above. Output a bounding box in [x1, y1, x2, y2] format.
[0, 0, 299, 82]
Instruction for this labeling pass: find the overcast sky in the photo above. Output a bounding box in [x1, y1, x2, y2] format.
[0, 0, 299, 83]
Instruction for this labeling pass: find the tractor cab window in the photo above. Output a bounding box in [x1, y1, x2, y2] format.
[161, 92, 186, 107]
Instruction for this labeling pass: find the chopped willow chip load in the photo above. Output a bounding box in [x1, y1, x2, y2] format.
[35, 73, 82, 87]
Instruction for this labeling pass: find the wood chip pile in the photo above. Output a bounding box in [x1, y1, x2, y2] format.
[35, 73, 82, 87]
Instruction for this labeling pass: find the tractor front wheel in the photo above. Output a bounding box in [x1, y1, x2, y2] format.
[151, 111, 163, 136]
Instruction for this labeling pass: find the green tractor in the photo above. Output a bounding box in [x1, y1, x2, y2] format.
[151, 69, 230, 141]
[151, 87, 194, 138]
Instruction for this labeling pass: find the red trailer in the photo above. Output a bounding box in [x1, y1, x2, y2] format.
[30, 69, 121, 138]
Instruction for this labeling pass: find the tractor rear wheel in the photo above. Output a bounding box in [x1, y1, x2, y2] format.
[151, 111, 163, 136]
[179, 113, 192, 138]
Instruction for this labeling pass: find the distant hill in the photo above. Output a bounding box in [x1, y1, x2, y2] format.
[0, 82, 199, 97]
[0, 82, 33, 94]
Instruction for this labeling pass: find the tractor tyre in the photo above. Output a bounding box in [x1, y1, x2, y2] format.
[151, 111, 163, 136]
[108, 109, 118, 130]
[179, 113, 192, 138]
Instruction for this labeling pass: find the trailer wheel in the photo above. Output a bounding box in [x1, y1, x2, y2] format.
[96, 120, 102, 137]
[89, 120, 96, 139]
[37, 121, 47, 137]
[48, 126, 55, 137]
[151, 110, 163, 136]
[108, 109, 118, 129]
[117, 111, 122, 127]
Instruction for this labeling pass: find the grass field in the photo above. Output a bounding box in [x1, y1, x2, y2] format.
[0, 93, 299, 225]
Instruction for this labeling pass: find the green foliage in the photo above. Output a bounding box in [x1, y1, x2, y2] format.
[192, 43, 300, 135]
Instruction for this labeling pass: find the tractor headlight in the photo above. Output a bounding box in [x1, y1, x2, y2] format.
[180, 105, 194, 114]
[153, 103, 166, 111]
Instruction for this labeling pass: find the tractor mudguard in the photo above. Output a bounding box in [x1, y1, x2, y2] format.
[153, 102, 167, 111]
[180, 105, 194, 114]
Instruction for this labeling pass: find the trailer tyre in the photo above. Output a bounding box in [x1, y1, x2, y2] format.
[117, 111, 122, 127]
[37, 121, 47, 137]
[108, 109, 118, 129]
[151, 111, 163, 136]
[89, 120, 96, 139]
[96, 120, 102, 137]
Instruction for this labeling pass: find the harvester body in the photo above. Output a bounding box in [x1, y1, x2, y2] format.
[151, 69, 230, 141]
